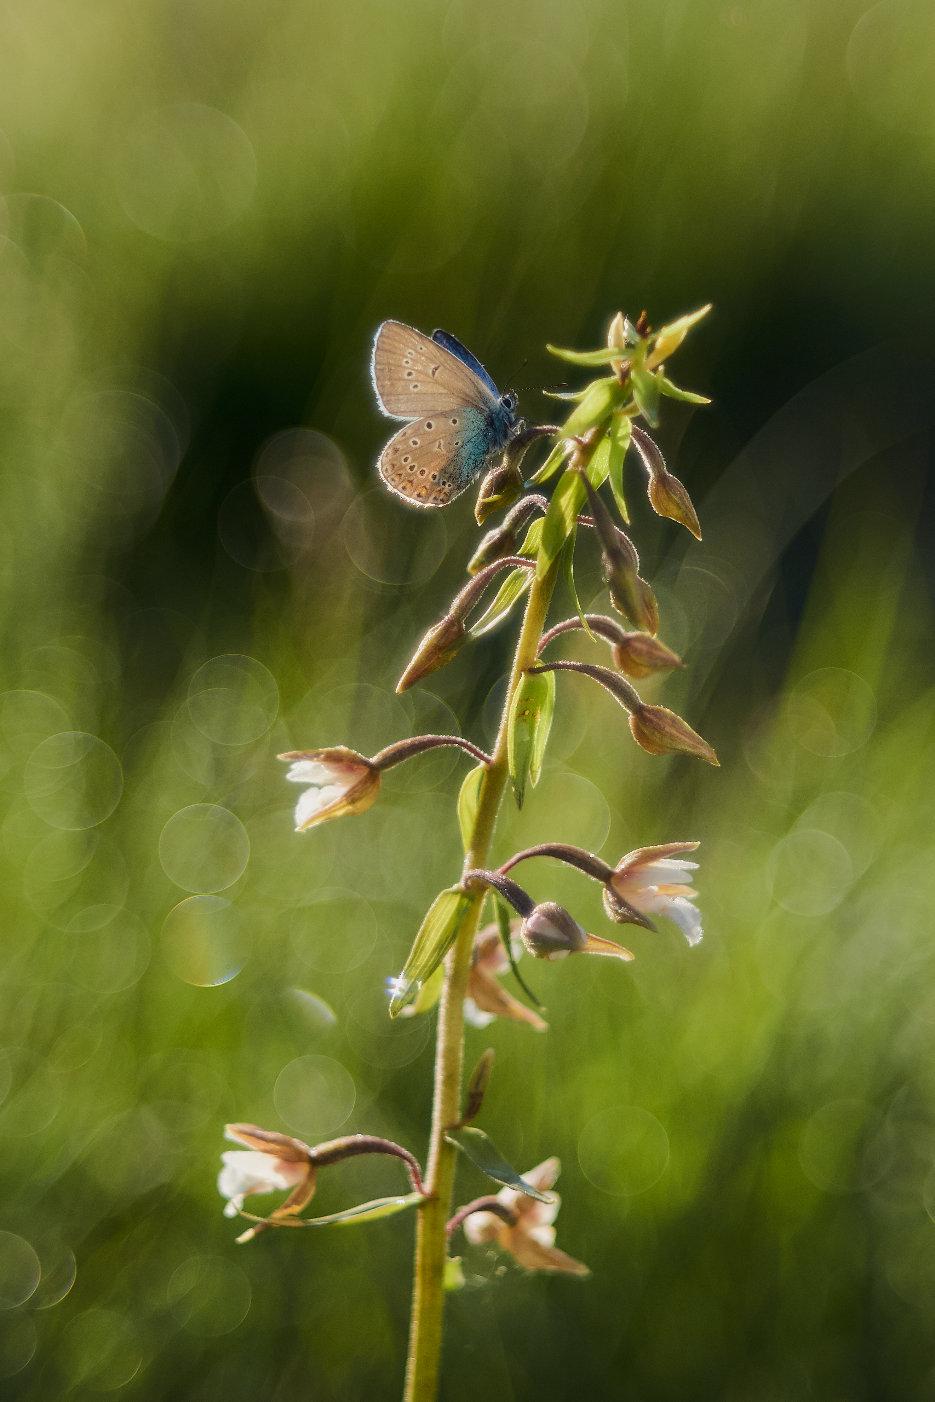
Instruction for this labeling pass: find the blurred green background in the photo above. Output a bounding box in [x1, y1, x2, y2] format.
[1, 0, 934, 1396]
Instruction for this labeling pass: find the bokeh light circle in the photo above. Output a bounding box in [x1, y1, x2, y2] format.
[167, 1255, 251, 1337]
[578, 1107, 670, 1196]
[59, 1307, 144, 1391]
[159, 804, 249, 892]
[24, 732, 122, 830]
[769, 828, 853, 917]
[114, 103, 256, 241]
[788, 668, 876, 757]
[273, 1054, 356, 1137]
[162, 895, 249, 987]
[342, 489, 447, 586]
[0, 1231, 41, 1308]
[187, 654, 279, 747]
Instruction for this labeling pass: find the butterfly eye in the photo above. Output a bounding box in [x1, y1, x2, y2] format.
[502, 392, 517, 412]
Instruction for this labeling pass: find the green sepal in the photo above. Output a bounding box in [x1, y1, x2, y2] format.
[444, 1127, 552, 1203]
[390, 888, 475, 1017]
[655, 373, 711, 405]
[546, 343, 626, 367]
[629, 367, 661, 427]
[560, 377, 624, 438]
[607, 415, 632, 523]
[507, 667, 556, 807]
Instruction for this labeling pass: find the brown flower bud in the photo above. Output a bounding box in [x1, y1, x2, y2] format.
[396, 614, 466, 692]
[519, 902, 588, 960]
[475, 459, 524, 524]
[647, 469, 702, 541]
[628, 704, 719, 765]
[611, 632, 683, 679]
[468, 521, 520, 574]
[607, 562, 660, 636]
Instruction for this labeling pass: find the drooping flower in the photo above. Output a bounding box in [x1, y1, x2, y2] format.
[462, 1157, 589, 1276]
[465, 923, 547, 1032]
[605, 842, 703, 946]
[218, 1124, 317, 1220]
[279, 747, 380, 831]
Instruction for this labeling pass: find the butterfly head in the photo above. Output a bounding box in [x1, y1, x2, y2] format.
[501, 390, 518, 414]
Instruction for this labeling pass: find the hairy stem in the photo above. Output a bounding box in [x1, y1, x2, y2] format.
[403, 558, 559, 1402]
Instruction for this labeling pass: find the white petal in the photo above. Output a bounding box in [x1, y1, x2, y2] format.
[217, 1150, 297, 1206]
[665, 895, 703, 946]
[463, 998, 496, 1029]
[294, 783, 344, 829]
[634, 859, 699, 886]
[462, 1210, 502, 1246]
[526, 1222, 557, 1248]
[285, 760, 332, 785]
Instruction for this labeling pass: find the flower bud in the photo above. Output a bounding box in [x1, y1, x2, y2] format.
[611, 632, 683, 679]
[628, 704, 719, 765]
[396, 614, 466, 692]
[468, 521, 519, 574]
[475, 459, 524, 524]
[279, 748, 381, 830]
[647, 469, 701, 541]
[519, 901, 587, 960]
[604, 534, 659, 634]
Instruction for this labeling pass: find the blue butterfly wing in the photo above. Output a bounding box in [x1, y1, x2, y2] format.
[378, 406, 509, 508]
[431, 329, 503, 401]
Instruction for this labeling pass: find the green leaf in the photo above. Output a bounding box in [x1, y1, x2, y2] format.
[561, 533, 593, 640]
[390, 888, 475, 1017]
[469, 568, 531, 637]
[528, 438, 568, 485]
[630, 367, 661, 427]
[607, 415, 632, 523]
[560, 378, 623, 437]
[507, 667, 556, 807]
[457, 765, 486, 851]
[546, 343, 626, 367]
[444, 1127, 552, 1203]
[294, 1193, 424, 1227]
[494, 897, 544, 1010]
[405, 960, 445, 1016]
[655, 373, 711, 405]
[538, 467, 585, 576]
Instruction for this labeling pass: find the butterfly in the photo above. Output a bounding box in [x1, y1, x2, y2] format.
[370, 320, 521, 507]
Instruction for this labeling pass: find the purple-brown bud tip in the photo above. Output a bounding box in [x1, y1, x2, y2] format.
[396, 615, 466, 692]
[628, 705, 719, 766]
[611, 633, 683, 679]
[647, 470, 702, 540]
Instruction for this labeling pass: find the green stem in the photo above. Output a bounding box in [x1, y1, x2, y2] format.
[402, 559, 559, 1402]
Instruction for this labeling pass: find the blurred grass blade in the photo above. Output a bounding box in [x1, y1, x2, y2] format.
[444, 1127, 551, 1202]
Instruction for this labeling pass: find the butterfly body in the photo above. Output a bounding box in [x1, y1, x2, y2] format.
[371, 320, 519, 507]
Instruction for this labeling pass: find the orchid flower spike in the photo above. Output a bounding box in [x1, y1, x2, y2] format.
[461, 1158, 589, 1276]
